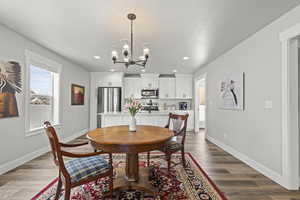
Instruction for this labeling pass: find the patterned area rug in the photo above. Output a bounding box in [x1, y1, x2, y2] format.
[31, 153, 227, 200]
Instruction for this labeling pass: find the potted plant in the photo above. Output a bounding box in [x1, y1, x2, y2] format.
[125, 98, 142, 131]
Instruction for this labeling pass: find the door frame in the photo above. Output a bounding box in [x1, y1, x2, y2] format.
[280, 22, 300, 190]
[194, 73, 207, 133]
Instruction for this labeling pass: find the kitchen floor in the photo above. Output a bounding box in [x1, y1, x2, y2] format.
[0, 130, 299, 200]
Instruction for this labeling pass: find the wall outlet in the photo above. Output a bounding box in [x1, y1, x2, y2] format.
[264, 100, 273, 109]
[223, 133, 228, 140]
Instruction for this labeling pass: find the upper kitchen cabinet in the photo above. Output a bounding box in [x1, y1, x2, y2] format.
[124, 77, 142, 99]
[141, 73, 159, 89]
[175, 74, 193, 99]
[91, 72, 123, 87]
[159, 77, 176, 99]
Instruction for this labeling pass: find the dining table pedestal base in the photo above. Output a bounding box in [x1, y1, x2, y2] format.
[112, 166, 159, 198]
[125, 153, 139, 182]
[87, 125, 174, 198]
[106, 153, 160, 198]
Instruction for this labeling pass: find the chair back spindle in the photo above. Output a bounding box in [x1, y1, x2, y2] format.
[43, 121, 69, 178]
[166, 113, 189, 144]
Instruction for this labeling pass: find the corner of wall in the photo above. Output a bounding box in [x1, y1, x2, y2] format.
[0, 128, 88, 175]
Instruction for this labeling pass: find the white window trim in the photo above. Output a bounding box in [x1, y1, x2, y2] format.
[24, 50, 62, 136]
[25, 124, 63, 138]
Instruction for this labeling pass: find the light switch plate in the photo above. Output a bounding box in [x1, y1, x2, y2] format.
[264, 100, 273, 109]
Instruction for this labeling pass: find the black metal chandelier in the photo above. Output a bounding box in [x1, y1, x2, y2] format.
[111, 13, 149, 68]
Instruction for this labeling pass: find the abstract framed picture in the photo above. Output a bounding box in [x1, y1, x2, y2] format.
[71, 84, 84, 105]
[218, 73, 244, 110]
[0, 61, 22, 118]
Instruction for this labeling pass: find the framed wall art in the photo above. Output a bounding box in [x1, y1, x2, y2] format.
[71, 84, 84, 105]
[0, 61, 22, 118]
[218, 73, 244, 110]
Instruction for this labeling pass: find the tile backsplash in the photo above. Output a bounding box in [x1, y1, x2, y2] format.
[139, 99, 193, 110]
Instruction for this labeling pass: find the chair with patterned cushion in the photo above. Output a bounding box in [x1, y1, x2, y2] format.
[147, 113, 189, 172]
[43, 121, 113, 200]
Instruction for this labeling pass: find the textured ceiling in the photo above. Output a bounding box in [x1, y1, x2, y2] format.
[0, 0, 299, 73]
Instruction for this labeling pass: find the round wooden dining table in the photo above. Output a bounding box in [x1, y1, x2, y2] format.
[87, 125, 173, 194]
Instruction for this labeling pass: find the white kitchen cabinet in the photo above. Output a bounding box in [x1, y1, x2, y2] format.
[92, 72, 124, 87]
[124, 78, 142, 99]
[141, 74, 159, 89]
[159, 78, 176, 99]
[136, 115, 148, 125]
[156, 115, 169, 127]
[102, 115, 123, 127]
[175, 75, 193, 99]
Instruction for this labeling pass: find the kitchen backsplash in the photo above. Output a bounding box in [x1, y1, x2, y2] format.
[138, 99, 193, 111]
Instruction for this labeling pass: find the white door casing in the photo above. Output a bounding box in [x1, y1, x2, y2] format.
[279, 22, 300, 190]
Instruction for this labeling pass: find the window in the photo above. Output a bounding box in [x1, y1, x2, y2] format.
[25, 50, 61, 134]
[29, 65, 54, 129]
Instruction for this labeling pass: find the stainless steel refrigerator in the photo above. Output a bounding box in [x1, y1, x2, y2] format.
[97, 87, 122, 128]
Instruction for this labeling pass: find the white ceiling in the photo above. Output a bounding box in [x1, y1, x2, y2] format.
[0, 0, 299, 74]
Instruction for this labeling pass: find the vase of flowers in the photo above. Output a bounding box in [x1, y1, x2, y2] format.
[125, 98, 142, 132]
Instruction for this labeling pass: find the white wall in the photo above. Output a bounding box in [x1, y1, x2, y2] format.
[195, 5, 300, 185]
[0, 24, 90, 173]
[298, 46, 300, 177]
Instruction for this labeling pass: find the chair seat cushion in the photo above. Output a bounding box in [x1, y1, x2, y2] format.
[161, 141, 182, 152]
[65, 156, 110, 183]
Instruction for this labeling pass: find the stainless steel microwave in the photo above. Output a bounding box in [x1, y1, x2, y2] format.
[141, 89, 159, 99]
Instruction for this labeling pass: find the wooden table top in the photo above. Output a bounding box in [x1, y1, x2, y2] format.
[87, 125, 173, 146]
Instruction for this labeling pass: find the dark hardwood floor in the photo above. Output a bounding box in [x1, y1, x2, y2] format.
[0, 130, 300, 200]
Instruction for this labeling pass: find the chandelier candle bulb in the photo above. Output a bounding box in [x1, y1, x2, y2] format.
[123, 44, 129, 50]
[143, 48, 150, 56]
[112, 50, 118, 58]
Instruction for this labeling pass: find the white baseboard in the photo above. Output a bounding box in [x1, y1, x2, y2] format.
[0, 146, 50, 176]
[206, 135, 285, 188]
[0, 128, 88, 175]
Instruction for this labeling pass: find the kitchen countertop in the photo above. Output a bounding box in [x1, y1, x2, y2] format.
[98, 110, 193, 116]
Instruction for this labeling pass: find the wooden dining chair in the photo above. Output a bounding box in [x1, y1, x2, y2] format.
[43, 121, 114, 200]
[147, 113, 189, 172]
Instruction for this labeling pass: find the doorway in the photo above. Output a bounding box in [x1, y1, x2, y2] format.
[194, 74, 207, 134]
[198, 79, 206, 130]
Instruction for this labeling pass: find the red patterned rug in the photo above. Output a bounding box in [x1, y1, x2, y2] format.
[31, 153, 227, 200]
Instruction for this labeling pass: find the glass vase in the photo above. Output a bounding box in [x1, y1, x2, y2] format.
[129, 116, 137, 132]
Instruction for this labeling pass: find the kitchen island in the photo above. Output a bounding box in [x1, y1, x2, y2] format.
[98, 110, 194, 131]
